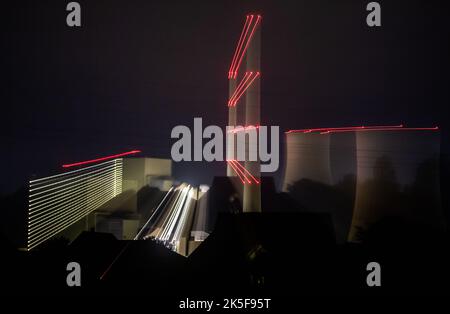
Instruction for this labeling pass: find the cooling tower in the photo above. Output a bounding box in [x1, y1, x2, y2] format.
[282, 132, 332, 192]
[348, 129, 444, 242]
[282, 125, 444, 244]
[329, 132, 357, 185]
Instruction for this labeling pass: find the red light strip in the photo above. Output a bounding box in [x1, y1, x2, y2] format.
[285, 125, 404, 134]
[230, 71, 260, 106]
[230, 15, 255, 79]
[231, 160, 260, 184]
[62, 150, 141, 168]
[232, 15, 261, 79]
[228, 72, 252, 106]
[228, 15, 251, 79]
[227, 160, 249, 184]
[229, 15, 253, 80]
[232, 160, 252, 184]
[320, 126, 439, 134]
[227, 125, 259, 133]
[229, 72, 250, 105]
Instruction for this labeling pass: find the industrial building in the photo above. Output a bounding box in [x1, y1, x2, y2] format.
[24, 152, 211, 255]
[283, 125, 444, 242]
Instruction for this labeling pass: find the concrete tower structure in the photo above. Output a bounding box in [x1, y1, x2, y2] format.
[282, 125, 406, 191]
[227, 15, 262, 213]
[227, 79, 237, 177]
[282, 125, 445, 243]
[348, 128, 444, 242]
[282, 132, 332, 191]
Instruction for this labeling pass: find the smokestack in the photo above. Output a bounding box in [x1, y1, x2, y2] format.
[227, 80, 237, 177]
[243, 17, 261, 213]
[227, 14, 262, 213]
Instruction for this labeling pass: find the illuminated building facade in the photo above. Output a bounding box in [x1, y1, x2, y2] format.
[28, 158, 123, 250]
[27, 151, 175, 250]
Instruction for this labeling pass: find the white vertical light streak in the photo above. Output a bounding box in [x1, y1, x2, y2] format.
[172, 188, 194, 249]
[161, 185, 190, 242]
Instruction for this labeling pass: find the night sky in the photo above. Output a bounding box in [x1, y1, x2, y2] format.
[2, 0, 450, 194]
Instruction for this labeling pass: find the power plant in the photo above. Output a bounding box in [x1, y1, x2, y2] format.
[8, 14, 445, 255]
[2, 4, 449, 298]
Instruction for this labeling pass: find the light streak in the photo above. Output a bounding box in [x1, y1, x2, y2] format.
[28, 180, 117, 233]
[28, 191, 116, 250]
[28, 174, 118, 228]
[285, 125, 404, 134]
[28, 172, 117, 224]
[30, 159, 119, 184]
[172, 188, 194, 246]
[27, 158, 123, 250]
[134, 187, 174, 240]
[157, 186, 183, 241]
[29, 167, 117, 211]
[28, 189, 115, 237]
[227, 125, 259, 133]
[227, 160, 249, 184]
[320, 126, 439, 134]
[30, 161, 118, 194]
[228, 15, 251, 79]
[155, 186, 183, 240]
[229, 15, 254, 79]
[229, 71, 260, 106]
[231, 160, 260, 184]
[62, 150, 140, 168]
[162, 186, 190, 242]
[228, 72, 252, 106]
[232, 15, 261, 79]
